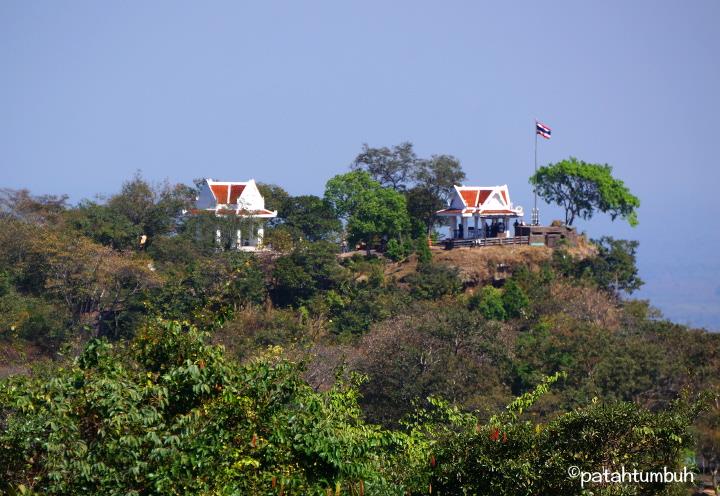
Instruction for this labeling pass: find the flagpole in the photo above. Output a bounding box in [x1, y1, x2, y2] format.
[533, 121, 538, 225]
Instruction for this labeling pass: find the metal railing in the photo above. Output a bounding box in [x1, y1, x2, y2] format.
[440, 236, 530, 249]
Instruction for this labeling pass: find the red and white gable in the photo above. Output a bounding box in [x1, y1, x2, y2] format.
[194, 179, 277, 218]
[437, 185, 523, 217]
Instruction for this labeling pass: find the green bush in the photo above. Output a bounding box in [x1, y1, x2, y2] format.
[0, 279, 69, 351]
[501, 279, 530, 318]
[144, 252, 267, 329]
[406, 263, 461, 300]
[0, 320, 402, 495]
[270, 241, 346, 307]
[415, 237, 432, 265]
[330, 285, 409, 335]
[469, 285, 507, 321]
[427, 374, 702, 495]
[385, 238, 406, 262]
[0, 322, 705, 496]
[551, 238, 643, 295]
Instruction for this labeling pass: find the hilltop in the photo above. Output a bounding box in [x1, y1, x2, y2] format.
[385, 238, 596, 288]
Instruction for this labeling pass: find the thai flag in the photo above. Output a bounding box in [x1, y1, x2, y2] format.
[536, 121, 551, 139]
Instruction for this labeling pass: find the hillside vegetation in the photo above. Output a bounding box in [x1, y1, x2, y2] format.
[0, 174, 718, 495]
[385, 240, 595, 286]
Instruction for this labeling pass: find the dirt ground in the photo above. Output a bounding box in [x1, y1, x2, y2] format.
[385, 236, 596, 287]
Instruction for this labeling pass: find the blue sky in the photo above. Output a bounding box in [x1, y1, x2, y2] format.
[2, 1, 719, 329]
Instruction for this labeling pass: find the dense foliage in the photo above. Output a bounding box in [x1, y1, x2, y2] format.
[0, 161, 718, 495]
[0, 322, 708, 495]
[530, 157, 640, 226]
[351, 143, 465, 234]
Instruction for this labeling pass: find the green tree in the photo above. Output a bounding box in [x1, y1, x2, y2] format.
[470, 285, 508, 321]
[530, 157, 640, 226]
[65, 201, 141, 250]
[325, 171, 411, 251]
[281, 195, 341, 242]
[501, 279, 530, 318]
[351, 141, 417, 190]
[271, 241, 346, 307]
[405, 186, 445, 236]
[577, 237, 644, 294]
[0, 320, 709, 496]
[347, 187, 410, 249]
[352, 147, 466, 235]
[255, 182, 290, 212]
[256, 182, 290, 228]
[384, 238, 407, 262]
[0, 322, 402, 495]
[411, 154, 466, 234]
[0, 271, 69, 350]
[415, 236, 433, 265]
[413, 154, 466, 203]
[324, 170, 378, 222]
[406, 263, 462, 300]
[101, 173, 195, 248]
[427, 374, 703, 496]
[329, 283, 408, 335]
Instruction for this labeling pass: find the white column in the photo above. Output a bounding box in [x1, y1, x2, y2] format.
[236, 229, 242, 249]
[455, 215, 461, 238]
[257, 226, 264, 247]
[215, 229, 222, 247]
[461, 217, 468, 239]
[473, 215, 479, 239]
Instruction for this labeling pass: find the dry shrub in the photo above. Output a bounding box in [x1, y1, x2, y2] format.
[433, 245, 555, 286]
[212, 306, 309, 362]
[301, 341, 354, 392]
[0, 340, 50, 379]
[383, 253, 419, 282]
[543, 280, 622, 331]
[339, 308, 514, 425]
[385, 237, 596, 289]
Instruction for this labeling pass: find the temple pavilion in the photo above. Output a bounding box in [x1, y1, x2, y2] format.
[191, 178, 277, 251]
[436, 185, 524, 240]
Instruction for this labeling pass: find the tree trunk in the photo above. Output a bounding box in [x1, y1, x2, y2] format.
[566, 209, 575, 226]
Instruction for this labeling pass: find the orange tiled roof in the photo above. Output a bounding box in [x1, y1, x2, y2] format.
[228, 184, 245, 204]
[458, 187, 494, 207]
[459, 189, 478, 207]
[478, 189, 492, 205]
[210, 184, 229, 203]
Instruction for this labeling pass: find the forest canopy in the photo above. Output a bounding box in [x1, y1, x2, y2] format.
[0, 151, 717, 495]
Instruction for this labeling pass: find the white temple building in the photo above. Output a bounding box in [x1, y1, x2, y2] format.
[191, 179, 277, 251]
[436, 185, 524, 239]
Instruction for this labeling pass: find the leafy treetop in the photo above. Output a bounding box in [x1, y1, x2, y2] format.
[351, 142, 417, 190]
[530, 157, 639, 227]
[324, 171, 411, 249]
[351, 143, 466, 234]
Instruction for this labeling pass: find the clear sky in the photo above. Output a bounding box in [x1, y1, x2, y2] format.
[2, 1, 719, 329]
